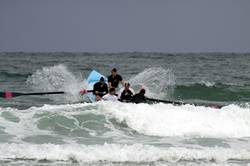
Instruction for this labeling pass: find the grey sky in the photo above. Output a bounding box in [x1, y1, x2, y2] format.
[0, 0, 250, 52]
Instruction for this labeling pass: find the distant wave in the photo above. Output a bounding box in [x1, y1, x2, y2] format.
[174, 83, 250, 101]
[0, 71, 30, 78]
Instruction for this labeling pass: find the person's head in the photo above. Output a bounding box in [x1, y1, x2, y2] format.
[111, 68, 117, 76]
[139, 88, 146, 95]
[99, 77, 105, 85]
[124, 82, 130, 90]
[109, 87, 116, 95]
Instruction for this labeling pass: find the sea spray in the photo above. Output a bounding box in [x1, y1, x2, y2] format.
[129, 67, 175, 99]
[26, 64, 87, 102]
[26, 66, 175, 102]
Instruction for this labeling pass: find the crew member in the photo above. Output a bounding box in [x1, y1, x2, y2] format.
[93, 77, 108, 100]
[102, 87, 118, 101]
[108, 68, 123, 89]
[119, 82, 134, 102]
[131, 88, 146, 104]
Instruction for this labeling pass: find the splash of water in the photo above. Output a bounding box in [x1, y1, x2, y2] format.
[129, 67, 175, 98]
[26, 64, 87, 102]
[26, 66, 175, 102]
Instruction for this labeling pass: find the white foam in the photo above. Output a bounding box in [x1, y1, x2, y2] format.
[129, 67, 176, 98]
[200, 80, 216, 87]
[26, 64, 86, 102]
[100, 102, 250, 138]
[0, 103, 91, 142]
[1, 102, 250, 141]
[0, 143, 249, 163]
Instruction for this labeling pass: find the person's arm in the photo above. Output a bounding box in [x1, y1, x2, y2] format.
[108, 76, 113, 88]
[93, 83, 103, 95]
[118, 88, 124, 99]
[119, 75, 124, 87]
[120, 80, 124, 87]
[93, 84, 97, 95]
[108, 82, 113, 88]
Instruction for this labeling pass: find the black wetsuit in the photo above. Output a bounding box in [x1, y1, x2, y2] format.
[108, 74, 123, 88]
[120, 89, 133, 102]
[93, 82, 108, 97]
[131, 93, 146, 104]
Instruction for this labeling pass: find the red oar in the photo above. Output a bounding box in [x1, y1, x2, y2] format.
[0, 91, 65, 99]
[79, 89, 93, 94]
[0, 89, 94, 99]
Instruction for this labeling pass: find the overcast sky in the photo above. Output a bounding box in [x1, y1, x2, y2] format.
[0, 0, 250, 52]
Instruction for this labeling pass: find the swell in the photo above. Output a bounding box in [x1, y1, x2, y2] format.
[174, 83, 250, 102]
[0, 71, 31, 79]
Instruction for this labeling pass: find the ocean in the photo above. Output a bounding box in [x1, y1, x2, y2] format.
[0, 52, 250, 166]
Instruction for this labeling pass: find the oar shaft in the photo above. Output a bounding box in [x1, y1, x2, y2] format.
[1, 89, 96, 99]
[145, 97, 224, 108]
[0, 91, 65, 99]
[22, 91, 65, 96]
[146, 97, 183, 105]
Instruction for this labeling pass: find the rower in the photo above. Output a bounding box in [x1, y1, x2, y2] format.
[131, 88, 146, 104]
[108, 68, 123, 89]
[119, 82, 134, 102]
[93, 77, 108, 101]
[102, 87, 118, 101]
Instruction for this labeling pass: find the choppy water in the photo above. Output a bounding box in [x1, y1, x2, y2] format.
[0, 52, 250, 166]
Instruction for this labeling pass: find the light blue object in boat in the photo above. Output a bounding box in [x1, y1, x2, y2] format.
[87, 70, 108, 102]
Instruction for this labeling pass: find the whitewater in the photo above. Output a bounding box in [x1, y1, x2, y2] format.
[1, 102, 250, 165]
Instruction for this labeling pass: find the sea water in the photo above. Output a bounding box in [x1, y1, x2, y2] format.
[0, 52, 250, 166]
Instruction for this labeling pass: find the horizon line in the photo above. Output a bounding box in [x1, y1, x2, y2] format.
[0, 51, 250, 54]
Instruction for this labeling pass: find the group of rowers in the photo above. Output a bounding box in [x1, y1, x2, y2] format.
[92, 68, 146, 103]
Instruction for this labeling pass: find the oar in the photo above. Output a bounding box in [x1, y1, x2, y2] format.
[145, 97, 224, 109]
[0, 91, 65, 99]
[1, 89, 94, 99]
[79, 89, 93, 94]
[145, 97, 184, 105]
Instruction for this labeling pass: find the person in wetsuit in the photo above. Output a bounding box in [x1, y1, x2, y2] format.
[131, 88, 146, 104]
[93, 77, 108, 100]
[108, 68, 123, 89]
[119, 82, 134, 102]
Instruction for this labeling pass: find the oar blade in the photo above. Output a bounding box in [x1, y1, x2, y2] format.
[80, 89, 93, 94]
[0, 91, 23, 99]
